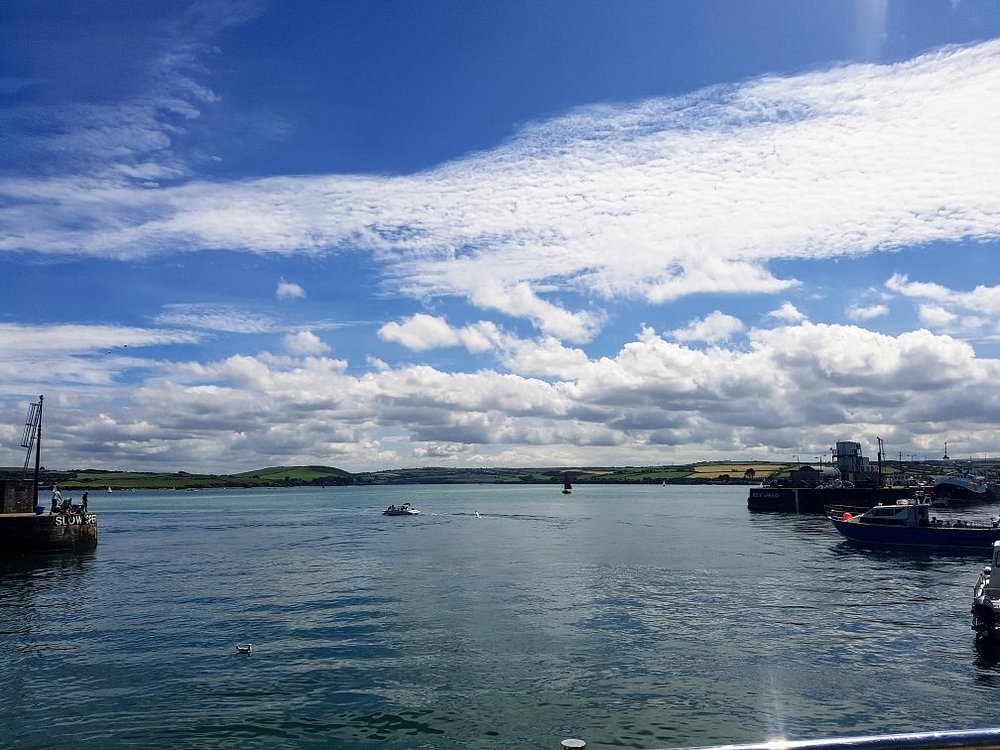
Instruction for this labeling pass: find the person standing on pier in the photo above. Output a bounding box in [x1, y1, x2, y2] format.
[50, 485, 62, 513]
[81, 491, 89, 513]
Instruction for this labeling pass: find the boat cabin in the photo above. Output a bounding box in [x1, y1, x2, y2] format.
[985, 541, 1000, 598]
[859, 497, 931, 527]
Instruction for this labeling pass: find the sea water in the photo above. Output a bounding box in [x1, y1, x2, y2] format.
[2, 484, 998, 749]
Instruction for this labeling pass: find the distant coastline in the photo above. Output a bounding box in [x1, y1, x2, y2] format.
[0, 459, 972, 491]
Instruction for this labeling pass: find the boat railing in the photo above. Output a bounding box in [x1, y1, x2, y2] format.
[560, 727, 1000, 750]
[825, 504, 871, 517]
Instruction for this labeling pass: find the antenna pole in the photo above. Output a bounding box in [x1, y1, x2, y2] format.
[876, 436, 884, 488]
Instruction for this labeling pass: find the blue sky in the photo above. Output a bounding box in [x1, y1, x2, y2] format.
[2, 0, 1000, 472]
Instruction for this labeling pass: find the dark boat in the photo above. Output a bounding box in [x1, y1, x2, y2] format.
[972, 541, 1000, 642]
[934, 473, 992, 504]
[749, 483, 916, 513]
[749, 439, 926, 513]
[562, 473, 572, 495]
[0, 395, 98, 554]
[383, 502, 421, 516]
[828, 491, 1000, 551]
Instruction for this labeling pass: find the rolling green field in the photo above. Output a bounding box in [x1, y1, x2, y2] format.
[0, 458, 959, 490]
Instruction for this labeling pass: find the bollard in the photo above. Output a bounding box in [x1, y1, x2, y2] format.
[561, 740, 586, 749]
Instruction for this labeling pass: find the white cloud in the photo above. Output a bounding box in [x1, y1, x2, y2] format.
[155, 303, 275, 333]
[497, 336, 591, 378]
[379, 314, 461, 351]
[469, 281, 602, 343]
[671, 310, 744, 344]
[0, 323, 199, 394]
[888, 273, 1000, 315]
[765, 302, 807, 323]
[276, 278, 306, 299]
[283, 330, 330, 356]
[378, 314, 501, 353]
[918, 304, 957, 328]
[0, 323, 198, 354]
[5, 41, 1000, 339]
[4, 320, 1000, 472]
[846, 303, 889, 321]
[886, 274, 1000, 337]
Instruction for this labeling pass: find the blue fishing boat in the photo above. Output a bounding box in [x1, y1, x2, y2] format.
[828, 491, 1000, 551]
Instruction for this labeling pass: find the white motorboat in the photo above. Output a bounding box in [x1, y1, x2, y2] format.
[383, 502, 421, 516]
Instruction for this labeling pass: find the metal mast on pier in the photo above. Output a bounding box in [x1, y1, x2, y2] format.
[20, 395, 43, 505]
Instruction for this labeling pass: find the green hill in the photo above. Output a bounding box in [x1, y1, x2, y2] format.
[0, 465, 352, 490]
[0, 458, 957, 490]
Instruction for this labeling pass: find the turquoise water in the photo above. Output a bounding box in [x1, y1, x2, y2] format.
[2, 484, 999, 749]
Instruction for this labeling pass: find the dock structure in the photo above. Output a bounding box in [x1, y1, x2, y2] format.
[747, 484, 914, 513]
[0, 479, 98, 554]
[748, 439, 923, 513]
[1, 396, 98, 554]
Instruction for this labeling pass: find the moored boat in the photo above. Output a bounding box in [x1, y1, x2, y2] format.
[972, 541, 1000, 642]
[934, 473, 992, 504]
[749, 439, 926, 513]
[383, 502, 421, 516]
[828, 491, 1000, 551]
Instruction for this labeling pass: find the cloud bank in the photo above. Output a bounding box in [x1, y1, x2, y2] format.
[2, 41, 999, 341]
[4, 319, 999, 472]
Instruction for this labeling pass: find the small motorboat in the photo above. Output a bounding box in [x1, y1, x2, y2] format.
[972, 541, 1000, 643]
[383, 502, 421, 516]
[236, 643, 253, 655]
[828, 490, 1000, 551]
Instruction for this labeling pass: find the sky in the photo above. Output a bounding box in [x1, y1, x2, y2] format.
[2, 0, 1000, 473]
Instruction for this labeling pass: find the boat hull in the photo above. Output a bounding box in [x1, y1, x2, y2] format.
[830, 518, 1000, 551]
[933, 478, 991, 504]
[748, 486, 914, 513]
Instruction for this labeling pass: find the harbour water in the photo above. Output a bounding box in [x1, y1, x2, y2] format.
[2, 484, 1000, 749]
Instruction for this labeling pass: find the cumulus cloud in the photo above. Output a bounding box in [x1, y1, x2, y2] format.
[888, 273, 1000, 315]
[4, 40, 1000, 339]
[765, 302, 807, 323]
[846, 303, 889, 321]
[378, 314, 501, 353]
[4, 320, 998, 473]
[886, 274, 1000, 337]
[497, 336, 591, 378]
[671, 310, 744, 344]
[469, 281, 602, 343]
[917, 304, 958, 328]
[283, 330, 330, 355]
[276, 278, 306, 299]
